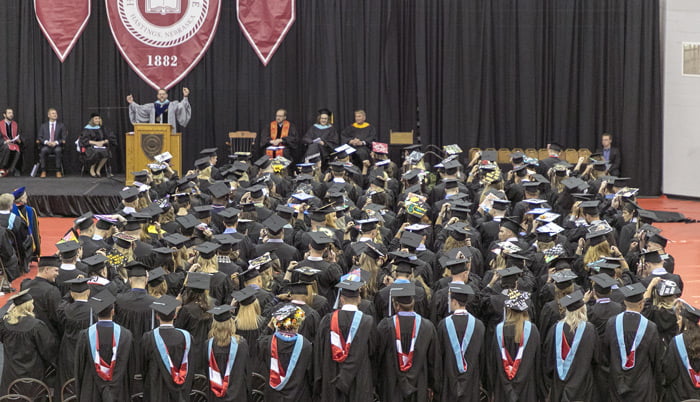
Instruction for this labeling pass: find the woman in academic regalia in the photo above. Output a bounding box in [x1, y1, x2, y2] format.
[486, 290, 545, 402]
[0, 290, 57, 395]
[302, 109, 339, 163]
[232, 287, 269, 373]
[543, 290, 599, 402]
[258, 304, 313, 402]
[205, 305, 249, 402]
[643, 277, 681, 346]
[175, 272, 213, 374]
[662, 301, 700, 401]
[79, 113, 112, 177]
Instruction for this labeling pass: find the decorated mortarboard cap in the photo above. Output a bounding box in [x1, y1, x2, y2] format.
[176, 214, 200, 230]
[163, 233, 189, 248]
[65, 277, 89, 293]
[185, 272, 211, 290]
[641, 249, 663, 264]
[619, 282, 646, 302]
[590, 273, 617, 292]
[147, 267, 166, 285]
[199, 147, 218, 157]
[74, 212, 95, 231]
[400, 231, 423, 249]
[88, 289, 116, 313]
[294, 266, 322, 282]
[262, 214, 287, 234]
[336, 280, 364, 298]
[390, 282, 416, 304]
[498, 266, 523, 278]
[150, 295, 181, 316]
[552, 269, 578, 289]
[82, 254, 108, 273]
[271, 304, 304, 328]
[56, 241, 80, 258]
[206, 182, 231, 199]
[38, 255, 61, 267]
[119, 187, 139, 202]
[124, 260, 149, 277]
[231, 286, 258, 306]
[648, 233, 668, 248]
[656, 279, 681, 297]
[504, 290, 530, 311]
[113, 233, 137, 249]
[195, 242, 220, 259]
[192, 205, 213, 219]
[194, 157, 211, 170]
[148, 163, 167, 174]
[207, 304, 235, 322]
[443, 258, 469, 275]
[559, 290, 585, 311]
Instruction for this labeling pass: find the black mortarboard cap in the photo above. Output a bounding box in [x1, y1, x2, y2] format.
[217, 207, 241, 221]
[147, 267, 166, 285]
[641, 249, 663, 264]
[500, 217, 522, 235]
[239, 267, 260, 282]
[498, 266, 523, 278]
[199, 147, 218, 157]
[74, 212, 95, 231]
[193, 205, 213, 219]
[254, 155, 271, 168]
[88, 289, 116, 314]
[308, 231, 333, 249]
[207, 182, 231, 199]
[390, 283, 416, 304]
[185, 272, 211, 290]
[481, 150, 497, 162]
[208, 304, 235, 322]
[163, 233, 189, 248]
[125, 261, 149, 277]
[176, 214, 200, 230]
[212, 234, 240, 250]
[119, 187, 139, 202]
[56, 241, 80, 259]
[400, 231, 423, 249]
[82, 254, 108, 273]
[449, 283, 474, 303]
[262, 214, 287, 235]
[552, 269, 578, 289]
[559, 290, 585, 311]
[151, 295, 181, 316]
[38, 255, 61, 267]
[492, 199, 511, 211]
[231, 286, 258, 306]
[619, 282, 646, 302]
[590, 273, 617, 292]
[681, 302, 700, 322]
[336, 280, 363, 298]
[195, 242, 220, 259]
[66, 277, 89, 293]
[194, 157, 211, 170]
[444, 258, 469, 275]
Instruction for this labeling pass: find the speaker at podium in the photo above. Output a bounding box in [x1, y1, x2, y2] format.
[125, 123, 181, 185]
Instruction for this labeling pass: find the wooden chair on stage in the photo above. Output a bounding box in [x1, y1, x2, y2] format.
[524, 148, 538, 160]
[579, 148, 592, 160]
[538, 148, 549, 160]
[226, 131, 257, 154]
[497, 148, 512, 164]
[564, 148, 580, 164]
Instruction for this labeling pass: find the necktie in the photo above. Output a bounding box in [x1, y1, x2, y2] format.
[50, 123, 55, 142]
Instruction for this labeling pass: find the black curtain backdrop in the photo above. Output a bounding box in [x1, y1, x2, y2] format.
[0, 0, 661, 194]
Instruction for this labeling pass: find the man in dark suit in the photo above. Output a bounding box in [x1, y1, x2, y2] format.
[595, 132, 621, 176]
[37, 108, 66, 178]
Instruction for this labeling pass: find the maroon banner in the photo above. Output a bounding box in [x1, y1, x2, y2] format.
[106, 0, 222, 90]
[237, 0, 295, 66]
[35, 0, 91, 62]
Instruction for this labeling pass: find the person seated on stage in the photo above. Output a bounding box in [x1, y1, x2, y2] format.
[0, 108, 23, 177]
[595, 132, 622, 176]
[37, 108, 66, 178]
[127, 87, 191, 133]
[340, 109, 376, 166]
[302, 108, 338, 162]
[79, 113, 113, 177]
[262, 109, 298, 161]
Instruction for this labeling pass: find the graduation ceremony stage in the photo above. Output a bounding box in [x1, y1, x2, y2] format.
[0, 175, 125, 217]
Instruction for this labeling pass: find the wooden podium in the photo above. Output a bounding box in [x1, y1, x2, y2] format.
[125, 124, 181, 185]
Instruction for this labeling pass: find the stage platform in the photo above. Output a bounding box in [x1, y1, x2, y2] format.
[0, 175, 125, 217]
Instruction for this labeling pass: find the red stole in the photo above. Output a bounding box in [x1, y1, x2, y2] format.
[0, 121, 19, 152]
[267, 121, 290, 158]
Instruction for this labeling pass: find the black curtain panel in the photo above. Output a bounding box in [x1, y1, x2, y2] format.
[0, 0, 661, 194]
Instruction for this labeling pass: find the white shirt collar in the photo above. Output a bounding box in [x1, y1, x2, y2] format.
[60, 263, 76, 270]
[266, 239, 284, 243]
[308, 256, 323, 261]
[341, 304, 359, 312]
[0, 211, 10, 215]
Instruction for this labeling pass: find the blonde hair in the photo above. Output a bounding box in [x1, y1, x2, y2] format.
[196, 256, 219, 274]
[653, 294, 677, 310]
[583, 241, 612, 266]
[505, 309, 530, 341]
[235, 300, 262, 331]
[147, 281, 168, 298]
[563, 305, 588, 333]
[209, 318, 239, 347]
[358, 253, 381, 297]
[442, 237, 469, 253]
[174, 247, 188, 270]
[6, 300, 34, 325]
[198, 166, 213, 182]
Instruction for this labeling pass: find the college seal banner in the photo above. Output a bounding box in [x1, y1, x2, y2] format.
[237, 0, 295, 66]
[35, 0, 91, 62]
[106, 0, 222, 90]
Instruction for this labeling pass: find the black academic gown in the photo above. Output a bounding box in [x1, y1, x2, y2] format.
[74, 322, 134, 402]
[436, 312, 485, 401]
[375, 281, 430, 320]
[543, 321, 598, 402]
[114, 289, 157, 381]
[20, 276, 62, 338]
[376, 313, 439, 402]
[587, 299, 624, 337]
[174, 302, 212, 373]
[314, 308, 377, 402]
[142, 326, 194, 402]
[601, 312, 662, 402]
[485, 322, 544, 402]
[0, 316, 57, 395]
[258, 333, 314, 402]
[661, 333, 700, 402]
[56, 267, 86, 296]
[205, 337, 250, 402]
[292, 258, 343, 303]
[56, 300, 95, 388]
